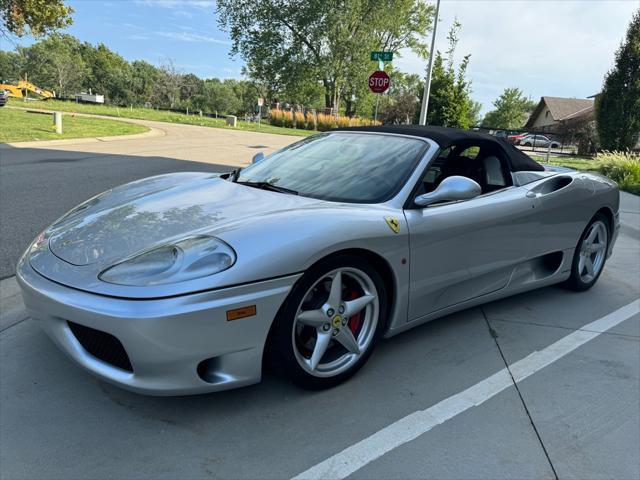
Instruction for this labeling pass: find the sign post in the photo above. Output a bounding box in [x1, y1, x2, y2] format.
[418, 0, 441, 125]
[368, 70, 390, 121]
[257, 97, 264, 127]
[369, 52, 393, 122]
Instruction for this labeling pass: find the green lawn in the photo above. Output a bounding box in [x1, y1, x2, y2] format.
[0, 107, 149, 143]
[6, 98, 312, 137]
[530, 154, 597, 172]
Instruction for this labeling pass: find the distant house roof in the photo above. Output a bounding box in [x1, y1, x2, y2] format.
[525, 96, 595, 127]
[560, 104, 594, 122]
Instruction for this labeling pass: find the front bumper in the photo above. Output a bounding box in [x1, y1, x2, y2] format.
[17, 256, 301, 395]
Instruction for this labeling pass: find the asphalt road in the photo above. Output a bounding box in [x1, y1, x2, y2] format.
[0, 122, 639, 480]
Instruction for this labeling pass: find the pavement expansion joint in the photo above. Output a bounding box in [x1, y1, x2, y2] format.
[487, 316, 640, 340]
[480, 306, 560, 480]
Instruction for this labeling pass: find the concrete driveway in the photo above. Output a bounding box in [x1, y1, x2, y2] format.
[0, 122, 638, 480]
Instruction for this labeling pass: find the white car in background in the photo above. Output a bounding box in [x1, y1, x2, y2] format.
[519, 134, 560, 148]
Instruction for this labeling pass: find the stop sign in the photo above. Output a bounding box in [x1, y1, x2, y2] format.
[368, 71, 390, 94]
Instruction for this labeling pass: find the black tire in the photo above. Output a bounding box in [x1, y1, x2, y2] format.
[524, 142, 532, 147]
[269, 255, 388, 390]
[564, 212, 610, 291]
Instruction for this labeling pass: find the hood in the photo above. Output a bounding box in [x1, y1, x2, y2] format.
[47, 172, 323, 267]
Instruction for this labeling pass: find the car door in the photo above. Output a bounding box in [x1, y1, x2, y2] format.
[404, 149, 537, 321]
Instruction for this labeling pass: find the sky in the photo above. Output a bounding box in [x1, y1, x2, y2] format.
[1, 0, 638, 114]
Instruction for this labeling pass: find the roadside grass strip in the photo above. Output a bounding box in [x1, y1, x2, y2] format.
[293, 299, 640, 480]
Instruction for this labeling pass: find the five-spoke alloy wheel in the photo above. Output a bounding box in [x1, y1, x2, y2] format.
[566, 213, 610, 291]
[270, 255, 387, 389]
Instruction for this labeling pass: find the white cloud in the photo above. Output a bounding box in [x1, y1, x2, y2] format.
[126, 34, 151, 41]
[394, 0, 638, 114]
[133, 0, 214, 9]
[157, 31, 231, 45]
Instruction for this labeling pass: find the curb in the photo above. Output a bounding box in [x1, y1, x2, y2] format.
[0, 107, 166, 148]
[0, 276, 28, 333]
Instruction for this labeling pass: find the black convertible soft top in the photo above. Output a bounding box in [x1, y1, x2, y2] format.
[335, 125, 545, 172]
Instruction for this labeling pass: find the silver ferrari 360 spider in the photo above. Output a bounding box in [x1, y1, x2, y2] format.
[17, 126, 620, 395]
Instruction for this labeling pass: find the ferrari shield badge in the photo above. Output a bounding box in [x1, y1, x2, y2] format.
[385, 216, 400, 234]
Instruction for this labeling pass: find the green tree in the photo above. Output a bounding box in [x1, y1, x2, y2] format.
[380, 71, 421, 124]
[179, 73, 205, 111]
[468, 100, 482, 127]
[216, 0, 434, 110]
[21, 33, 86, 96]
[596, 9, 640, 150]
[0, 48, 21, 81]
[481, 87, 536, 129]
[418, 21, 475, 129]
[203, 78, 242, 115]
[81, 43, 134, 104]
[130, 60, 159, 105]
[1, 0, 72, 37]
[151, 59, 185, 109]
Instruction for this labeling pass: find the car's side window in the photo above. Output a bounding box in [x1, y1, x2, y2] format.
[417, 142, 511, 196]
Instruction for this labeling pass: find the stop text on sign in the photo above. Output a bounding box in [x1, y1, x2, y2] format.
[368, 71, 390, 94]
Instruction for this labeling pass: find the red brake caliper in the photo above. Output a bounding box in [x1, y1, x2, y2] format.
[346, 288, 363, 335]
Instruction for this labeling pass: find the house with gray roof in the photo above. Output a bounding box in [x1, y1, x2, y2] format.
[524, 96, 594, 133]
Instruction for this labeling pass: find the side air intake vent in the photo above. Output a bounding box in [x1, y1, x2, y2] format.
[534, 175, 573, 195]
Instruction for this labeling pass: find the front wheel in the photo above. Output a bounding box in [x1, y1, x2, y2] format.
[565, 213, 610, 291]
[270, 256, 387, 390]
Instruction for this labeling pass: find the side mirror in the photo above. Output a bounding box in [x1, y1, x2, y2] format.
[251, 152, 265, 164]
[414, 175, 481, 207]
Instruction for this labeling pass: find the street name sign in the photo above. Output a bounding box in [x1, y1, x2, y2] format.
[370, 51, 393, 62]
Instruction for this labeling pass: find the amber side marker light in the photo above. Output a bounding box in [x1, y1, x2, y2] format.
[226, 305, 257, 321]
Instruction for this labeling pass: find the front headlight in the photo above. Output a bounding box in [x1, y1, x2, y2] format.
[99, 236, 236, 286]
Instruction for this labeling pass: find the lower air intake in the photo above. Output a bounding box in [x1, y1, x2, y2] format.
[68, 321, 133, 372]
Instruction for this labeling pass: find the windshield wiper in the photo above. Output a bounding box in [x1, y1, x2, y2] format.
[236, 181, 299, 195]
[227, 168, 242, 182]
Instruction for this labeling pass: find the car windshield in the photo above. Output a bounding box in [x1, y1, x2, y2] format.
[236, 132, 428, 203]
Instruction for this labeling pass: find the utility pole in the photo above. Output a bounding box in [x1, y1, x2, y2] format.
[418, 0, 441, 126]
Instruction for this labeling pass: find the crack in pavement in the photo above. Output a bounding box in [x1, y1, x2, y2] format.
[481, 306, 560, 480]
[485, 316, 639, 340]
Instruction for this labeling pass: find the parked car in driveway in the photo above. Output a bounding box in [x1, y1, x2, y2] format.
[0, 89, 8, 107]
[519, 134, 560, 148]
[16, 125, 619, 395]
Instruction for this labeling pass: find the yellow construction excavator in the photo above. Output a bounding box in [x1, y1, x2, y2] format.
[0, 80, 55, 99]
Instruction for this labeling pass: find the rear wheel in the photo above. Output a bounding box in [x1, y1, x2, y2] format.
[565, 213, 609, 291]
[270, 256, 387, 389]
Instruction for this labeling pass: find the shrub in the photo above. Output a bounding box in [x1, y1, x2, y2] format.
[282, 110, 294, 128]
[305, 111, 316, 130]
[336, 116, 350, 128]
[269, 109, 283, 127]
[596, 151, 640, 195]
[316, 113, 337, 131]
[294, 111, 305, 129]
